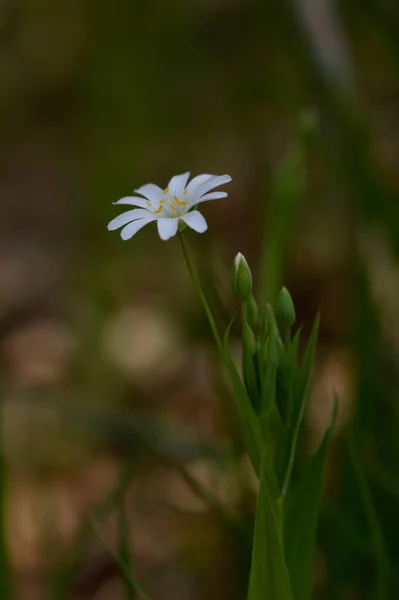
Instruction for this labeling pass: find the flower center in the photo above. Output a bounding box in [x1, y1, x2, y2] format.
[153, 190, 188, 218]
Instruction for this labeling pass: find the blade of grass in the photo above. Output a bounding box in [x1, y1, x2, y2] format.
[278, 315, 320, 500]
[48, 458, 137, 600]
[118, 498, 136, 600]
[247, 455, 293, 600]
[169, 459, 230, 519]
[260, 142, 305, 305]
[224, 316, 264, 477]
[347, 427, 390, 600]
[118, 499, 135, 600]
[90, 515, 152, 600]
[284, 396, 338, 600]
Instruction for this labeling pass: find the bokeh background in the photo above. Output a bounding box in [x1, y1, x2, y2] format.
[1, 0, 399, 598]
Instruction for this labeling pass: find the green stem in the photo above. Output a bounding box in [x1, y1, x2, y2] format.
[179, 233, 224, 357]
[118, 499, 135, 600]
[48, 458, 137, 600]
[170, 459, 229, 519]
[90, 515, 152, 600]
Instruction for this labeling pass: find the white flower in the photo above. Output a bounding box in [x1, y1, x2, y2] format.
[107, 172, 232, 241]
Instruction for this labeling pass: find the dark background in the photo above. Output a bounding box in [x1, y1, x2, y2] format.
[1, 0, 399, 598]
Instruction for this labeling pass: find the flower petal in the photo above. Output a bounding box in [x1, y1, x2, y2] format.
[120, 217, 156, 240]
[180, 210, 208, 234]
[113, 196, 150, 209]
[134, 183, 164, 203]
[157, 217, 179, 241]
[107, 208, 153, 231]
[167, 172, 190, 197]
[186, 174, 213, 195]
[195, 174, 232, 198]
[195, 191, 228, 204]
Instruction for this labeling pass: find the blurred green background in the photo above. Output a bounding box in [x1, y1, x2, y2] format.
[1, 0, 399, 598]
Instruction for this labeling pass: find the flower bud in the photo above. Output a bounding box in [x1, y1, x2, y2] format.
[243, 322, 257, 356]
[232, 253, 252, 302]
[275, 286, 296, 336]
[244, 294, 259, 327]
[262, 303, 276, 337]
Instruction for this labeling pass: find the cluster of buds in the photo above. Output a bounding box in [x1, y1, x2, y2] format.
[231, 252, 298, 419]
[232, 252, 295, 337]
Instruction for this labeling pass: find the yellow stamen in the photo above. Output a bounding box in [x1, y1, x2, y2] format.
[146, 201, 152, 207]
[160, 199, 165, 204]
[154, 205, 163, 214]
[169, 202, 176, 211]
[163, 187, 169, 194]
[183, 190, 188, 195]
[174, 195, 187, 206]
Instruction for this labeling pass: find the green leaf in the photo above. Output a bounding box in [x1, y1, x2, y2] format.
[242, 322, 260, 412]
[278, 314, 320, 498]
[282, 327, 301, 425]
[274, 326, 301, 432]
[260, 345, 277, 419]
[347, 427, 390, 599]
[118, 501, 135, 600]
[247, 456, 294, 600]
[91, 515, 152, 600]
[284, 396, 338, 600]
[259, 304, 281, 417]
[259, 144, 305, 304]
[48, 459, 137, 600]
[297, 315, 320, 405]
[224, 318, 264, 477]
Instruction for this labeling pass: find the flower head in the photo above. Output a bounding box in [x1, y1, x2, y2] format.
[107, 172, 232, 241]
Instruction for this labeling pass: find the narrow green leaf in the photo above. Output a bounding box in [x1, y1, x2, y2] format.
[275, 327, 301, 429]
[347, 427, 390, 599]
[260, 343, 277, 419]
[297, 315, 320, 403]
[259, 304, 281, 417]
[284, 327, 301, 424]
[247, 456, 294, 600]
[118, 500, 135, 600]
[224, 318, 264, 477]
[242, 322, 260, 412]
[279, 314, 320, 498]
[284, 396, 338, 600]
[224, 317, 280, 501]
[260, 144, 305, 304]
[48, 459, 137, 600]
[91, 515, 152, 600]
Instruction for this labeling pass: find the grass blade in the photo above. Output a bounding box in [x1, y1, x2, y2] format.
[279, 314, 320, 499]
[347, 427, 390, 599]
[48, 458, 137, 600]
[284, 396, 338, 600]
[91, 515, 152, 600]
[118, 499, 135, 600]
[224, 317, 264, 477]
[260, 143, 305, 304]
[247, 456, 294, 600]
